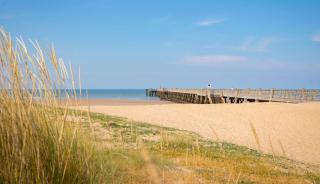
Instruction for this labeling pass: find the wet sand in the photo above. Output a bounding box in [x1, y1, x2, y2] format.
[75, 102, 320, 164]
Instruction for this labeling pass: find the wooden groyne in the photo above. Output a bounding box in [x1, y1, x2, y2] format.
[146, 88, 320, 104]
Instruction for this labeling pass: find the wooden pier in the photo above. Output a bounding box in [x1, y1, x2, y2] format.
[146, 88, 320, 104]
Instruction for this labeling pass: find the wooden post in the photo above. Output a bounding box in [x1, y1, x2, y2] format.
[207, 88, 213, 104]
[220, 95, 225, 103]
[269, 89, 274, 102]
[304, 89, 307, 102]
[226, 97, 231, 103]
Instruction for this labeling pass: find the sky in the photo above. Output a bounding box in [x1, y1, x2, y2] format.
[1, 0, 320, 89]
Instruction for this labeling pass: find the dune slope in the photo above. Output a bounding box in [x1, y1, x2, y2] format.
[78, 102, 320, 164]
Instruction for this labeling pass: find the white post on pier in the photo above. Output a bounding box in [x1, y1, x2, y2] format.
[206, 83, 213, 104]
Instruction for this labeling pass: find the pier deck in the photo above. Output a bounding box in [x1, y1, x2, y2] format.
[146, 88, 320, 104]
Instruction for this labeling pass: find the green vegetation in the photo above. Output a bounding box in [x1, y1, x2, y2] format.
[77, 111, 320, 183]
[1, 27, 319, 183]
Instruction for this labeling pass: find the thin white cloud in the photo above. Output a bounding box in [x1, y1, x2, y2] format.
[180, 55, 247, 65]
[311, 34, 320, 42]
[236, 37, 276, 52]
[197, 18, 225, 26]
[163, 40, 183, 47]
[0, 14, 14, 20]
[0, 13, 25, 20]
[151, 14, 172, 23]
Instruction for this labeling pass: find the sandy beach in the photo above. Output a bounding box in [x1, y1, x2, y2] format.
[76, 101, 320, 164]
[61, 98, 173, 106]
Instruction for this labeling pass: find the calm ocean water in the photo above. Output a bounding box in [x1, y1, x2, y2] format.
[74, 89, 159, 100]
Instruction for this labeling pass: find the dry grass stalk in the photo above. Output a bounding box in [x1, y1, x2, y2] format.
[235, 170, 242, 183]
[185, 146, 189, 166]
[278, 139, 287, 157]
[209, 125, 224, 154]
[249, 121, 261, 151]
[138, 139, 161, 184]
[269, 136, 276, 160]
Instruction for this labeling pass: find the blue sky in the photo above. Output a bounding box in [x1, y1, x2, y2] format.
[1, 0, 320, 89]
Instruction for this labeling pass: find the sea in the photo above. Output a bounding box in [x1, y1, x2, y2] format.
[71, 89, 159, 100]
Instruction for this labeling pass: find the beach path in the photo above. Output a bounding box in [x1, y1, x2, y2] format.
[76, 102, 320, 164]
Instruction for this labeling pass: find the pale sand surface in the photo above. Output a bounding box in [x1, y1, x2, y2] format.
[62, 98, 172, 106]
[76, 102, 320, 164]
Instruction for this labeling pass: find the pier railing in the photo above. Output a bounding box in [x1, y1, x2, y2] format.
[213, 89, 320, 102]
[149, 88, 320, 103]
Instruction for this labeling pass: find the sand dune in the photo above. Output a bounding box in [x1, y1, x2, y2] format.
[77, 102, 320, 164]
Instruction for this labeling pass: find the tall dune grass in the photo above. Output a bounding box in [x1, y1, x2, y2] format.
[0, 27, 102, 183]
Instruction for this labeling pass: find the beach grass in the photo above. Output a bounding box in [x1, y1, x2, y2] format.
[1, 26, 320, 183]
[0, 27, 110, 183]
[81, 111, 320, 183]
